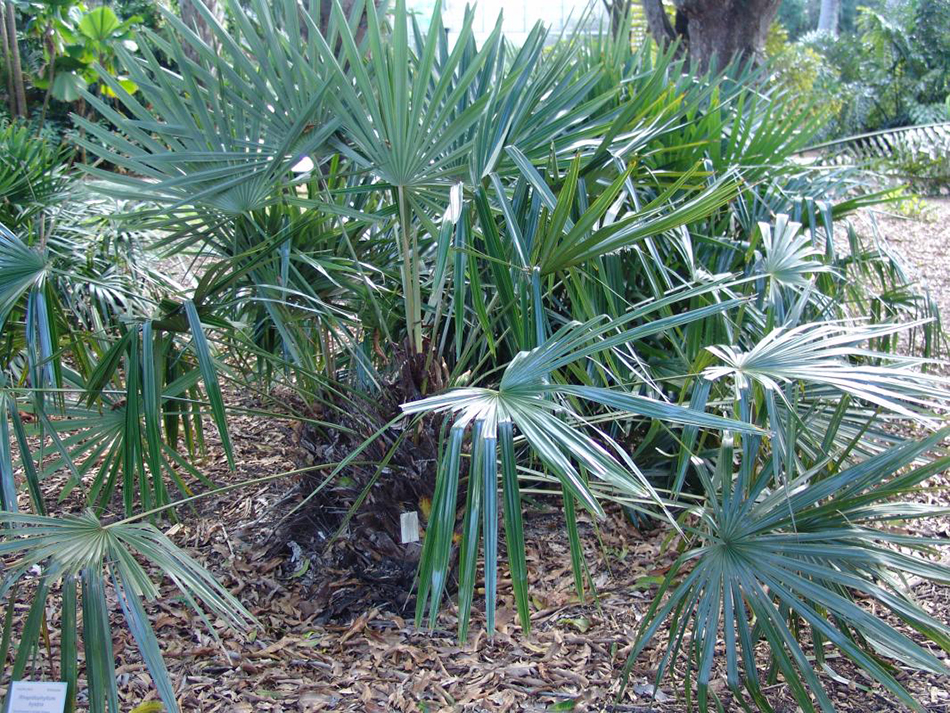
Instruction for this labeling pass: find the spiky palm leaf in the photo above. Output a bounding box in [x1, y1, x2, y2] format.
[0, 510, 253, 713]
[404, 308, 765, 639]
[623, 425, 950, 712]
[704, 321, 949, 423]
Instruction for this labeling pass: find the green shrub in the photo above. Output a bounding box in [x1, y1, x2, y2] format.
[1, 1, 948, 712]
[767, 23, 842, 137]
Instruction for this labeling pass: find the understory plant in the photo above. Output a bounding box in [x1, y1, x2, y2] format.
[0, 1, 948, 711]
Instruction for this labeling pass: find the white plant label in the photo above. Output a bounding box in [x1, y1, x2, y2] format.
[400, 511, 420, 544]
[7, 682, 67, 713]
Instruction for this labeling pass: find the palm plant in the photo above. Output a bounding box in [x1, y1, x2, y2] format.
[2, 0, 949, 710]
[0, 128, 252, 710]
[0, 120, 71, 230]
[622, 419, 950, 712]
[405, 307, 767, 637]
[0, 510, 252, 713]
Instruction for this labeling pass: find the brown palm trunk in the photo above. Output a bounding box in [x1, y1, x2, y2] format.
[0, 4, 15, 116]
[5, 1, 26, 118]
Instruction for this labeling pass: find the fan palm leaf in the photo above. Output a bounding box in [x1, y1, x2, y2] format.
[623, 426, 950, 712]
[704, 321, 949, 424]
[0, 510, 253, 713]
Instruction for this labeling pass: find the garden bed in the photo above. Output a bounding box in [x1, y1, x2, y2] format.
[90, 199, 950, 711]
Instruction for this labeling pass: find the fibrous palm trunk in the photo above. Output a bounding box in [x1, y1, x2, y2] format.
[287, 354, 448, 620]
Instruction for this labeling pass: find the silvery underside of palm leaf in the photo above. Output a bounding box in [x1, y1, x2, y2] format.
[755, 213, 836, 317]
[705, 320, 949, 423]
[402, 310, 769, 638]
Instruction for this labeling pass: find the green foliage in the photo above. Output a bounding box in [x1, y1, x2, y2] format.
[0, 92, 244, 711]
[21, 0, 142, 110]
[815, 123, 950, 194]
[0, 120, 71, 229]
[766, 23, 841, 130]
[772, 0, 950, 189]
[623, 424, 950, 712]
[1, 0, 948, 711]
[0, 510, 253, 713]
[792, 0, 950, 137]
[777, 0, 889, 39]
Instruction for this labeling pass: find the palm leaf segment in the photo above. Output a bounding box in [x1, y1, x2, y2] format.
[0, 510, 252, 713]
[623, 428, 950, 713]
[0, 223, 48, 330]
[755, 213, 834, 316]
[403, 315, 763, 640]
[74, 0, 339, 217]
[704, 321, 950, 423]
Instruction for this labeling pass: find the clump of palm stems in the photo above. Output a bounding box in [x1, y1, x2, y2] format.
[1, 0, 948, 711]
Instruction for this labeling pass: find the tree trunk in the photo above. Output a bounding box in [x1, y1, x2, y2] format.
[0, 5, 15, 116]
[602, 0, 632, 40]
[178, 0, 224, 62]
[642, 0, 677, 49]
[817, 0, 841, 36]
[641, 0, 782, 73]
[5, 2, 26, 118]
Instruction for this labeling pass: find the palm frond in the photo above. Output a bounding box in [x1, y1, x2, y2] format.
[623, 427, 950, 712]
[705, 321, 949, 423]
[0, 510, 254, 713]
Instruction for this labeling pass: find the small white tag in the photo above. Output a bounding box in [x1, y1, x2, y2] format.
[400, 511, 420, 544]
[7, 681, 68, 713]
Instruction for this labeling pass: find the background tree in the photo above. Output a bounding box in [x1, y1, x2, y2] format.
[178, 0, 224, 61]
[602, 0, 632, 39]
[641, 0, 783, 71]
[4, 0, 26, 117]
[818, 0, 841, 35]
[0, 1, 15, 115]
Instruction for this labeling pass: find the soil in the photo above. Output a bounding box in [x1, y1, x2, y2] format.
[2, 201, 950, 712]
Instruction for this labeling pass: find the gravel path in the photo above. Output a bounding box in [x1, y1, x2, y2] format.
[867, 200, 950, 302]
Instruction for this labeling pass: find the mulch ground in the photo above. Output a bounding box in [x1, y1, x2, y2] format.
[3, 201, 950, 712]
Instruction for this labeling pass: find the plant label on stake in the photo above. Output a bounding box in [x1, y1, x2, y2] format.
[6, 682, 67, 713]
[400, 511, 420, 544]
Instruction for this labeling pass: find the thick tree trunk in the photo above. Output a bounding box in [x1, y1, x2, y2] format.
[641, 0, 678, 48]
[5, 2, 26, 118]
[641, 0, 782, 73]
[817, 0, 841, 36]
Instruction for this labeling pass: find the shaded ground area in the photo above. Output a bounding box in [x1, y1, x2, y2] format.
[3, 201, 950, 712]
